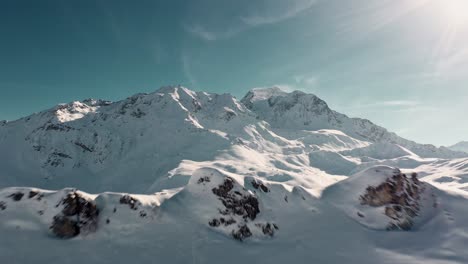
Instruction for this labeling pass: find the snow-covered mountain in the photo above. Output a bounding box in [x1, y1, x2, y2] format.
[1, 86, 468, 263]
[448, 141, 468, 153]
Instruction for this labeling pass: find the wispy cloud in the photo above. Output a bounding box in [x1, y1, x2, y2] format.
[181, 53, 197, 86]
[293, 74, 319, 87]
[184, 25, 218, 41]
[240, 0, 317, 26]
[185, 0, 318, 41]
[338, 100, 433, 116]
[378, 100, 421, 107]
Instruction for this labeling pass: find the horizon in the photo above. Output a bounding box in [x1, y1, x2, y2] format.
[1, 0, 468, 146]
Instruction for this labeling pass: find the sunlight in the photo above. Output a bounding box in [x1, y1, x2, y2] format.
[438, 0, 468, 25]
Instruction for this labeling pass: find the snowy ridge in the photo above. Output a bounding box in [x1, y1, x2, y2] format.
[2, 86, 468, 263]
[448, 141, 468, 153]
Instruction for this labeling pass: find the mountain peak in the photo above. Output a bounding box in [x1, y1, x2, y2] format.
[241, 86, 323, 110]
[448, 141, 468, 153]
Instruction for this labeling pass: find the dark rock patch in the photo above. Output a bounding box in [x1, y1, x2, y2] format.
[139, 211, 147, 218]
[359, 170, 426, 231]
[32, 145, 43, 152]
[28, 191, 38, 199]
[51, 216, 80, 238]
[119, 195, 139, 210]
[197, 176, 211, 184]
[45, 123, 73, 132]
[255, 223, 278, 237]
[131, 108, 146, 118]
[0, 201, 6, 210]
[212, 178, 260, 221]
[209, 219, 221, 227]
[74, 142, 93, 152]
[232, 225, 252, 241]
[8, 192, 24, 201]
[50, 191, 99, 239]
[209, 177, 276, 241]
[212, 178, 234, 197]
[251, 180, 270, 193]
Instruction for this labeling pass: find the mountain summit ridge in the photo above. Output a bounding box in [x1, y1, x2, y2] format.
[2, 86, 468, 263]
[0, 85, 466, 194]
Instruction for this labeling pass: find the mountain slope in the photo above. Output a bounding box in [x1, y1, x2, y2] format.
[241, 87, 465, 159]
[1, 86, 465, 194]
[448, 141, 468, 153]
[1, 165, 468, 264]
[2, 86, 468, 263]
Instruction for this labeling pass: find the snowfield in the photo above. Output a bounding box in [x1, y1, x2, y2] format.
[1, 86, 468, 263]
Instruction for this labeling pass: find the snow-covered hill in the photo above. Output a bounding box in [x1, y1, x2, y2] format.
[448, 141, 468, 153]
[1, 86, 468, 263]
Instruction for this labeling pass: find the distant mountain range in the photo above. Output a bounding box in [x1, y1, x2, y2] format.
[448, 141, 468, 153]
[1, 86, 468, 264]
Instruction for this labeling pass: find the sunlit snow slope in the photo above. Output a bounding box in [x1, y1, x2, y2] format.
[1, 86, 468, 264]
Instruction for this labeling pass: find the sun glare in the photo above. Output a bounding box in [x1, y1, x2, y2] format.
[438, 0, 468, 25]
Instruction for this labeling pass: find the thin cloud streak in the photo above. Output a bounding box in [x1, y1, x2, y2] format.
[240, 0, 317, 26]
[182, 54, 197, 86]
[185, 0, 318, 41]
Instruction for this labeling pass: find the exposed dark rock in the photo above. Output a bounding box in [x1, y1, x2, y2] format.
[139, 211, 147, 218]
[209, 177, 272, 241]
[74, 142, 93, 152]
[360, 170, 425, 231]
[32, 145, 43, 152]
[46, 151, 72, 167]
[232, 225, 252, 241]
[197, 176, 211, 184]
[209, 219, 221, 227]
[50, 191, 99, 239]
[28, 191, 38, 199]
[251, 180, 270, 193]
[51, 216, 80, 238]
[0, 201, 6, 210]
[212, 178, 260, 221]
[262, 223, 275, 236]
[212, 178, 234, 197]
[52, 152, 72, 159]
[223, 109, 237, 121]
[8, 192, 24, 201]
[256, 223, 278, 237]
[106, 218, 110, 224]
[38, 210, 44, 215]
[45, 123, 73, 132]
[119, 195, 139, 210]
[131, 108, 146, 118]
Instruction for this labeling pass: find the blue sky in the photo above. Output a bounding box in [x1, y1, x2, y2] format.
[0, 0, 467, 146]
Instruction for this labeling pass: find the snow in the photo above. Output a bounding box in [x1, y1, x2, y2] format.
[1, 86, 468, 263]
[448, 141, 468, 153]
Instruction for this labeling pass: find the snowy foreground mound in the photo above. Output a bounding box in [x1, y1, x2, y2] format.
[2, 86, 468, 263]
[323, 166, 438, 231]
[2, 165, 468, 263]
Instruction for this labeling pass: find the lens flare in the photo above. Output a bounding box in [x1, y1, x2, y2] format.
[438, 0, 468, 25]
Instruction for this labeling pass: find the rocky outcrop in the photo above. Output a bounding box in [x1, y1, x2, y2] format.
[205, 175, 278, 241]
[50, 191, 99, 238]
[359, 171, 428, 231]
[212, 178, 260, 222]
[251, 179, 270, 193]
